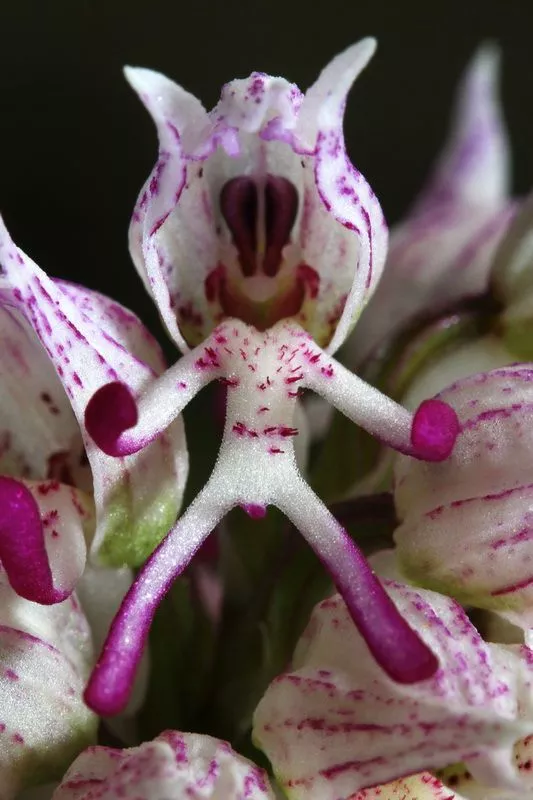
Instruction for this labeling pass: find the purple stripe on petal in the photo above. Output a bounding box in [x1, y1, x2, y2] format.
[0, 477, 68, 604]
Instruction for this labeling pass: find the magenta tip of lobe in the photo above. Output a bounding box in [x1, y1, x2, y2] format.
[411, 398, 460, 462]
[0, 476, 68, 605]
[85, 381, 138, 457]
[84, 664, 132, 717]
[382, 641, 439, 684]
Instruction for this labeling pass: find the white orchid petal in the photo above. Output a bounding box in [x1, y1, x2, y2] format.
[395, 364, 533, 627]
[0, 302, 88, 488]
[0, 218, 187, 567]
[254, 583, 533, 799]
[52, 731, 275, 799]
[0, 562, 96, 796]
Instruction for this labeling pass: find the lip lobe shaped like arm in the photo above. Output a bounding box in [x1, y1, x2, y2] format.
[85, 339, 221, 457]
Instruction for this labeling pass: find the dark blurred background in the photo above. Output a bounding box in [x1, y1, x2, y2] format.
[1, 0, 532, 339]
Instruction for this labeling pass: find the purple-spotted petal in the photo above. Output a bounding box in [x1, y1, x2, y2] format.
[0, 563, 96, 797]
[0, 477, 90, 604]
[350, 45, 513, 366]
[395, 364, 533, 627]
[126, 39, 386, 353]
[0, 302, 90, 489]
[0, 218, 188, 567]
[53, 731, 275, 799]
[253, 583, 533, 799]
[353, 772, 468, 799]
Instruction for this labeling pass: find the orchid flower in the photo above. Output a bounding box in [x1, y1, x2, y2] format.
[253, 583, 533, 799]
[0, 496, 97, 800]
[0, 228, 188, 582]
[58, 38, 465, 716]
[51, 730, 275, 799]
[395, 363, 533, 632]
[347, 44, 515, 369]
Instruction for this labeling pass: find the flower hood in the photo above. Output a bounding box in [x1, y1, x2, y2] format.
[126, 38, 387, 354]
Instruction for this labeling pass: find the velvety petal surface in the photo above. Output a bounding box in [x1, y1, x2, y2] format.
[253, 583, 533, 799]
[0, 303, 89, 489]
[394, 364, 533, 627]
[52, 731, 275, 799]
[350, 44, 512, 366]
[0, 219, 188, 567]
[126, 39, 387, 354]
[0, 565, 96, 799]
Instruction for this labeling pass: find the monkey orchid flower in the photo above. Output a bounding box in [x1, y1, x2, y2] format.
[253, 584, 533, 799]
[52, 731, 275, 799]
[348, 44, 515, 368]
[76, 38, 461, 715]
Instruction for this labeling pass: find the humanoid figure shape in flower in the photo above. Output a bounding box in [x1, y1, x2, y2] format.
[0, 39, 460, 716]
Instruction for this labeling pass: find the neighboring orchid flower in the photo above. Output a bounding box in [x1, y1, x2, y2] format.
[395, 363, 533, 631]
[51, 730, 275, 799]
[347, 44, 514, 368]
[0, 517, 97, 799]
[253, 584, 533, 799]
[75, 39, 461, 715]
[0, 236, 188, 577]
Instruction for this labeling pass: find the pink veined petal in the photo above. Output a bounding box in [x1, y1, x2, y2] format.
[300, 39, 388, 354]
[0, 560, 96, 796]
[395, 364, 533, 628]
[253, 582, 533, 800]
[52, 731, 276, 799]
[0, 301, 89, 489]
[349, 44, 512, 367]
[0, 477, 90, 605]
[0, 217, 188, 567]
[413, 44, 509, 214]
